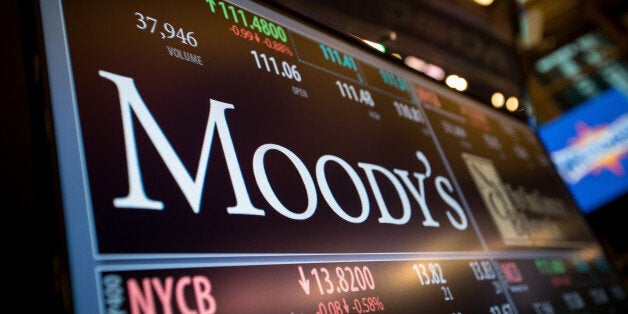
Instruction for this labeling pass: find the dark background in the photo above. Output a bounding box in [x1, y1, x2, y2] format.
[2, 0, 626, 312]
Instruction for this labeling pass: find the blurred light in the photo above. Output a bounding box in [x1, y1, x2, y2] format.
[362, 39, 386, 53]
[404, 56, 446, 81]
[388, 31, 398, 42]
[390, 53, 403, 60]
[520, 8, 544, 49]
[424, 64, 446, 81]
[404, 56, 426, 71]
[506, 97, 519, 112]
[491, 92, 505, 108]
[445, 74, 468, 91]
[473, 0, 494, 6]
[445, 75, 457, 88]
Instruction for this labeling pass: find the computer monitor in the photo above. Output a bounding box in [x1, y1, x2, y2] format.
[37, 0, 626, 312]
[538, 88, 628, 215]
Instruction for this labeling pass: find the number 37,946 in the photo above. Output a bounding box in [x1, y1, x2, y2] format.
[135, 12, 198, 47]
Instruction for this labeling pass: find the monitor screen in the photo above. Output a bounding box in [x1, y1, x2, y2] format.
[538, 88, 628, 214]
[38, 0, 627, 312]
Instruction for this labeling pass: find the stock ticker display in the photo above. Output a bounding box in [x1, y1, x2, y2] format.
[39, 0, 627, 312]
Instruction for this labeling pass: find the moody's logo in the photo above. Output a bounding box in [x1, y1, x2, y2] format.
[98, 70, 469, 230]
[551, 114, 628, 184]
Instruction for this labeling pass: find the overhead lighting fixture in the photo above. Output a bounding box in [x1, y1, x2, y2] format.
[506, 97, 519, 112]
[424, 64, 446, 81]
[404, 56, 426, 71]
[473, 0, 495, 6]
[491, 92, 505, 108]
[404, 56, 446, 81]
[445, 74, 468, 91]
[390, 53, 403, 60]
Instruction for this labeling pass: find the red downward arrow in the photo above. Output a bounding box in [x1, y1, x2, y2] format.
[342, 298, 349, 313]
[298, 266, 310, 295]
